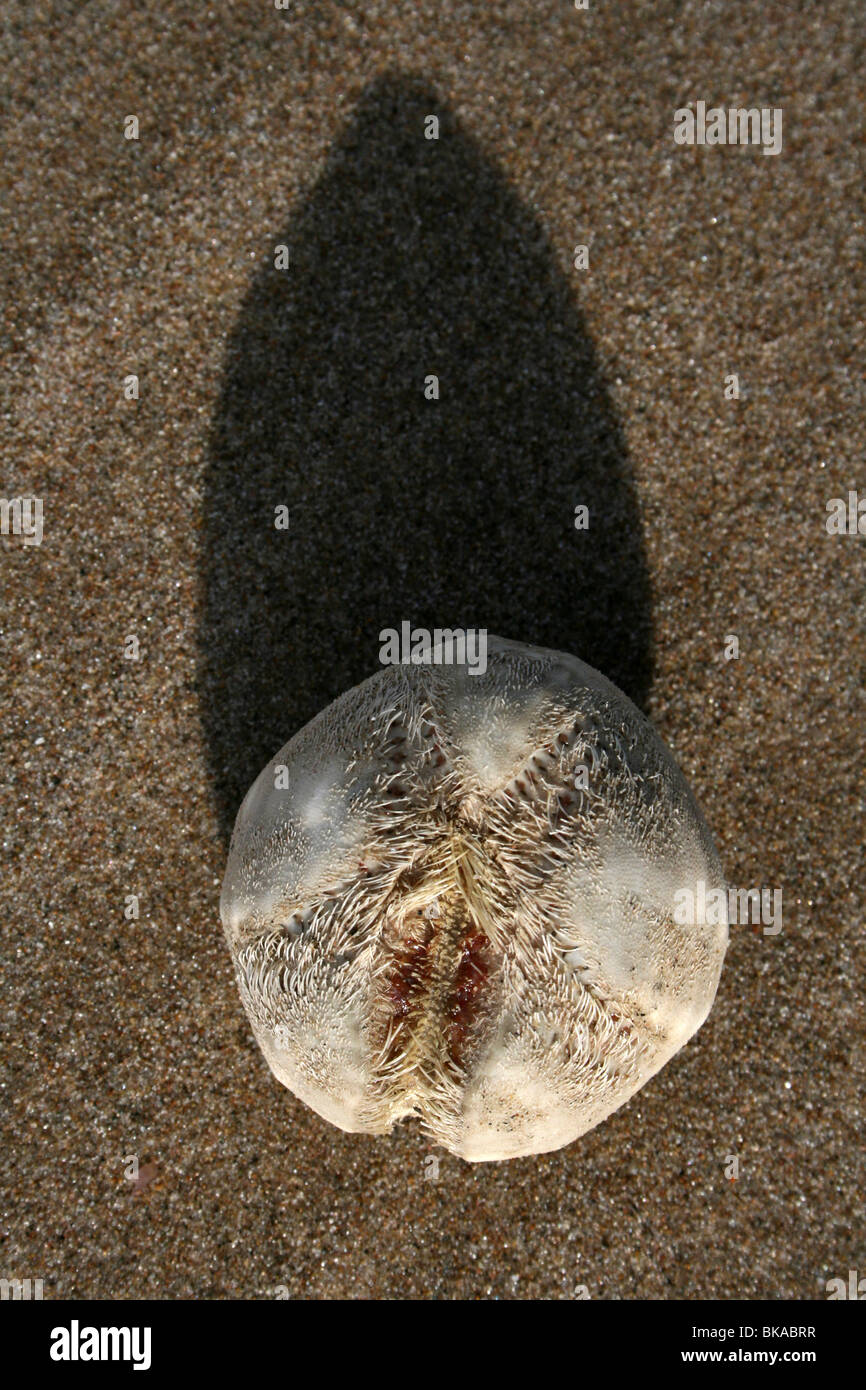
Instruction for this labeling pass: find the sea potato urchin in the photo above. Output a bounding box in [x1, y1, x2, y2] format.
[220, 636, 728, 1161]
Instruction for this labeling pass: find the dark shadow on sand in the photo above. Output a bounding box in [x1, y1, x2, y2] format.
[200, 74, 653, 843]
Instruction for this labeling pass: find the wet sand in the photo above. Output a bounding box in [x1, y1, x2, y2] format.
[1, 1, 863, 1298]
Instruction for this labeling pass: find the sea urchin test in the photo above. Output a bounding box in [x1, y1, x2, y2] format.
[221, 637, 728, 1161]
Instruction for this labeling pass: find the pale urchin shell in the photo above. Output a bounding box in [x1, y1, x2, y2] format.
[220, 636, 728, 1161]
